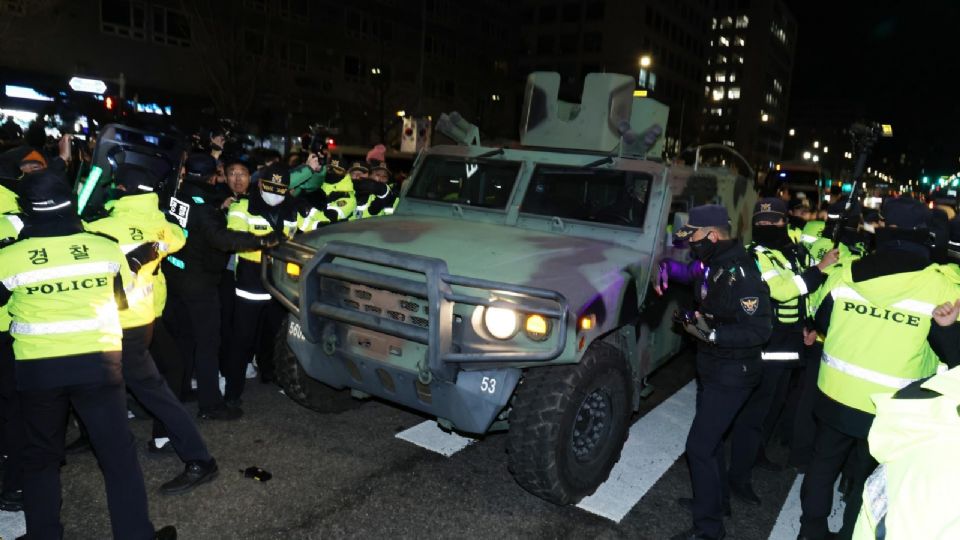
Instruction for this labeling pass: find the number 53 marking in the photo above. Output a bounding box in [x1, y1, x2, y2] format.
[480, 377, 497, 394]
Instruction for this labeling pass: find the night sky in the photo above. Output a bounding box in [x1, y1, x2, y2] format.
[786, 0, 960, 176]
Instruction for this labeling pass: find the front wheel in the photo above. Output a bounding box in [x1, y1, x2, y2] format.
[274, 316, 361, 413]
[506, 341, 632, 505]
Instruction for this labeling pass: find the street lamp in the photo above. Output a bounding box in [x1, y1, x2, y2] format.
[761, 113, 769, 122]
[803, 151, 812, 160]
[788, 128, 795, 136]
[639, 55, 652, 68]
[823, 146, 829, 153]
[812, 155, 820, 163]
[813, 141, 820, 149]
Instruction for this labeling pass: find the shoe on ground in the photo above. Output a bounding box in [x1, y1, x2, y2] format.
[0, 489, 23, 512]
[669, 526, 726, 540]
[197, 405, 243, 421]
[756, 452, 786, 472]
[224, 398, 243, 409]
[729, 482, 762, 506]
[160, 459, 218, 495]
[677, 496, 731, 517]
[155, 525, 178, 539]
[65, 435, 92, 455]
[147, 438, 176, 456]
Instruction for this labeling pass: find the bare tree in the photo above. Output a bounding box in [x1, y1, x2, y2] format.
[179, 0, 274, 124]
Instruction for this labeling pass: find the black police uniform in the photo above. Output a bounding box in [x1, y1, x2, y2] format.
[728, 203, 827, 495]
[683, 241, 771, 539]
[161, 156, 273, 417]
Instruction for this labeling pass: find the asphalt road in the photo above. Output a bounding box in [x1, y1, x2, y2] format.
[1, 349, 824, 540]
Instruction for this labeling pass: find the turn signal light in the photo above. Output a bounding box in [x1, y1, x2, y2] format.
[286, 262, 301, 278]
[524, 314, 550, 341]
[580, 315, 595, 331]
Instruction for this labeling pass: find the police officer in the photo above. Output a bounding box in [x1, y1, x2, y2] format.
[223, 164, 320, 402]
[162, 153, 278, 421]
[0, 170, 172, 539]
[352, 161, 398, 220]
[807, 197, 866, 268]
[0, 211, 24, 512]
[668, 204, 772, 540]
[727, 199, 837, 505]
[798, 196, 960, 540]
[852, 365, 960, 539]
[321, 161, 360, 222]
[85, 163, 218, 493]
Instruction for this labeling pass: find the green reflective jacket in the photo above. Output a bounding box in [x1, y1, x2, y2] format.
[84, 193, 185, 328]
[813, 264, 960, 414]
[853, 367, 960, 540]
[0, 232, 133, 361]
[0, 184, 18, 214]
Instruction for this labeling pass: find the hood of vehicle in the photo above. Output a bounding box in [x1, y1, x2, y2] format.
[303, 216, 649, 314]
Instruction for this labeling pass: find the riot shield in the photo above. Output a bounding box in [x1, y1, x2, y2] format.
[78, 123, 186, 219]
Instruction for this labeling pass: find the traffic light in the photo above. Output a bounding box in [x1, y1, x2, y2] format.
[105, 96, 115, 110]
[922, 176, 930, 185]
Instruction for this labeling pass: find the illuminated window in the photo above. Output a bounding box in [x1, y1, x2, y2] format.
[729, 72, 737, 82]
[727, 87, 741, 99]
[706, 75, 712, 82]
[773, 78, 783, 93]
[719, 36, 730, 47]
[735, 15, 749, 28]
[717, 54, 728, 64]
[712, 87, 725, 101]
[710, 108, 723, 116]
[715, 72, 726, 83]
[735, 37, 745, 47]
[735, 55, 744, 64]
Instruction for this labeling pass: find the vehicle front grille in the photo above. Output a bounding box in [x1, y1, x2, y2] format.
[321, 277, 430, 332]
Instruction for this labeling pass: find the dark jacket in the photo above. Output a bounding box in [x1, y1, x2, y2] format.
[695, 242, 773, 386]
[163, 181, 265, 290]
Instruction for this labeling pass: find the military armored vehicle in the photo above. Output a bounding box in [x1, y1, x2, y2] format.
[265, 72, 757, 504]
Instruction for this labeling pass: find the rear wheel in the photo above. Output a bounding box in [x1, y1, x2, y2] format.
[274, 316, 361, 413]
[506, 342, 632, 505]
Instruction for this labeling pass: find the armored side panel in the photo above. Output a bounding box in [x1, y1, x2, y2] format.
[519, 72, 635, 152]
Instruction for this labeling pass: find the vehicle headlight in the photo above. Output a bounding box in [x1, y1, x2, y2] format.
[484, 306, 519, 340]
[524, 314, 551, 341]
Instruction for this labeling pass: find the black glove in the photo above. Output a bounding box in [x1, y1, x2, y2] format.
[683, 312, 715, 343]
[259, 231, 284, 249]
[323, 208, 342, 222]
[126, 242, 160, 273]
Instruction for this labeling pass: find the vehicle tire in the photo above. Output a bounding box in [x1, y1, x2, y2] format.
[506, 341, 632, 505]
[274, 317, 362, 413]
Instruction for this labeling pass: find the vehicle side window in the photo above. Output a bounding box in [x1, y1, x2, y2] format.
[521, 166, 653, 227]
[406, 156, 521, 210]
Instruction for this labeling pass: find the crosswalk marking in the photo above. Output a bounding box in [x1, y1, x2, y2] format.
[0, 510, 26, 540]
[395, 421, 476, 457]
[769, 474, 846, 540]
[577, 380, 698, 523]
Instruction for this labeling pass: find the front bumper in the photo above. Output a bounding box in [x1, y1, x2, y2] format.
[266, 240, 569, 433]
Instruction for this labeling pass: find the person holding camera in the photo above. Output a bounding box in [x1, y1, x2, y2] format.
[663, 204, 772, 540]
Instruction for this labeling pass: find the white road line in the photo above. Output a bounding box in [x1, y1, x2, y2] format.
[577, 380, 698, 523]
[396, 421, 476, 457]
[0, 509, 26, 540]
[769, 474, 846, 540]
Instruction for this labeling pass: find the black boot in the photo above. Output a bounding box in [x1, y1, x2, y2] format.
[160, 459, 219, 495]
[0, 489, 23, 512]
[64, 435, 91, 455]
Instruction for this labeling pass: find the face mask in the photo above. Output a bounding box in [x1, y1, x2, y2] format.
[688, 235, 719, 262]
[752, 224, 790, 247]
[261, 192, 285, 206]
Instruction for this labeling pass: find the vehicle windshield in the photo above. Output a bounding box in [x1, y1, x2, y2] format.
[406, 155, 521, 209]
[521, 166, 653, 227]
